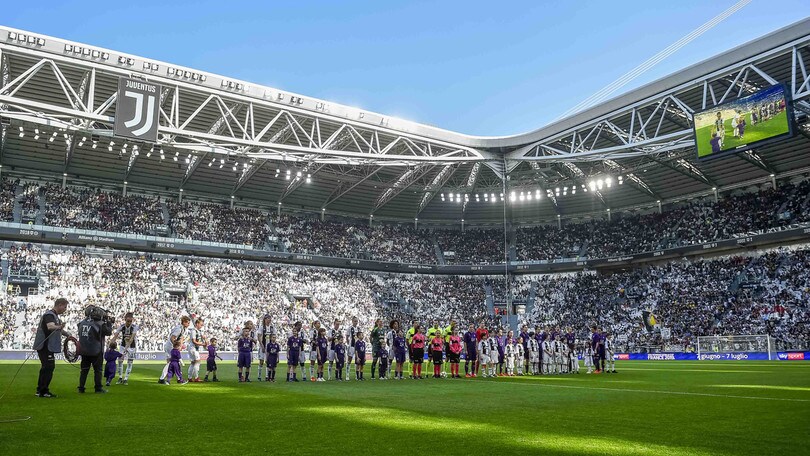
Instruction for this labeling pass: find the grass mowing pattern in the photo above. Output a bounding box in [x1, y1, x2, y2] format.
[0, 361, 808, 455]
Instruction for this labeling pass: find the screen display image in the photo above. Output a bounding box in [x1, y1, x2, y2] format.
[694, 84, 792, 159]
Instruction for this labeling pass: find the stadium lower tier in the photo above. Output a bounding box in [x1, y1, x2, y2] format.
[1, 241, 807, 353]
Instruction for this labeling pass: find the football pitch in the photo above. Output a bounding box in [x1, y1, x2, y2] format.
[695, 110, 788, 158]
[0, 361, 808, 455]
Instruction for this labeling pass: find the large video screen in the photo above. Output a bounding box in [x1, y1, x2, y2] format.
[694, 84, 793, 159]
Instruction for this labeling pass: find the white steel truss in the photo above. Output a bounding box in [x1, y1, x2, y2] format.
[507, 42, 810, 163]
[0, 42, 491, 169]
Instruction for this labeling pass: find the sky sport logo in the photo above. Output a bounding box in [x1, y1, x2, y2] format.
[114, 77, 161, 142]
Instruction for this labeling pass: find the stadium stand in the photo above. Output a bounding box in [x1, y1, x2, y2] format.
[1, 242, 807, 353]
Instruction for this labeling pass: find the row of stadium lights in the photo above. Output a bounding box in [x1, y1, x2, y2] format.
[440, 176, 622, 204]
[16, 125, 313, 183]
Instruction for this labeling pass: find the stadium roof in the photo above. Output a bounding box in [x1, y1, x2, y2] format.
[0, 18, 809, 224]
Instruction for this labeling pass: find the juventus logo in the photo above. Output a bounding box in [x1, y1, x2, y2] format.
[123, 90, 156, 136]
[114, 77, 161, 142]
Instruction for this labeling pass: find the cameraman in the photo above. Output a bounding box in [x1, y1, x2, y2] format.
[77, 306, 113, 394]
[33, 297, 71, 398]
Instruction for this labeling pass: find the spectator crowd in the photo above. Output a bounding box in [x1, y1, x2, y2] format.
[1, 177, 808, 265]
[1, 242, 807, 353]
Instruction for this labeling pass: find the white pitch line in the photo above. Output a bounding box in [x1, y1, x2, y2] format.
[504, 380, 810, 402]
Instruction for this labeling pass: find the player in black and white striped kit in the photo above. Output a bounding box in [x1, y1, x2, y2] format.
[347, 317, 360, 381]
[110, 312, 138, 385]
[256, 315, 276, 381]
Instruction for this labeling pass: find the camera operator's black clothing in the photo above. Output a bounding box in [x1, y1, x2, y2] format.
[78, 354, 103, 392]
[77, 318, 111, 392]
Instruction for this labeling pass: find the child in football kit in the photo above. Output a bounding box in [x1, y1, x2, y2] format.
[569, 343, 580, 374]
[204, 338, 222, 382]
[265, 334, 281, 382]
[315, 328, 328, 382]
[487, 336, 498, 377]
[334, 335, 347, 381]
[104, 342, 124, 387]
[541, 337, 552, 375]
[584, 344, 594, 374]
[528, 336, 540, 375]
[447, 331, 463, 379]
[355, 332, 367, 380]
[286, 326, 302, 382]
[504, 340, 515, 376]
[430, 332, 444, 378]
[378, 341, 389, 380]
[165, 340, 186, 384]
[237, 328, 255, 382]
[410, 326, 426, 379]
[477, 333, 490, 378]
[514, 337, 524, 376]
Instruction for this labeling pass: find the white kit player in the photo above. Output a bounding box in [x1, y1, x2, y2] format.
[541, 337, 553, 375]
[528, 336, 540, 375]
[327, 319, 344, 381]
[605, 333, 617, 373]
[386, 320, 400, 379]
[187, 318, 206, 382]
[308, 321, 321, 381]
[159, 315, 191, 384]
[347, 317, 360, 381]
[256, 315, 276, 381]
[110, 312, 138, 385]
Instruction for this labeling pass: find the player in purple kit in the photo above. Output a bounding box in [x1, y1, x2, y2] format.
[286, 322, 302, 382]
[315, 328, 328, 382]
[204, 338, 222, 382]
[104, 342, 123, 387]
[355, 332, 367, 380]
[591, 326, 603, 374]
[265, 334, 280, 382]
[463, 324, 477, 378]
[237, 328, 255, 382]
[393, 330, 407, 380]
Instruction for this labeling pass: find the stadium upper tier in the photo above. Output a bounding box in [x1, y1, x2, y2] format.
[0, 20, 809, 222]
[1, 174, 809, 266]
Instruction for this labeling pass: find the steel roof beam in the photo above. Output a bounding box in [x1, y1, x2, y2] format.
[416, 163, 458, 216]
[372, 164, 436, 214]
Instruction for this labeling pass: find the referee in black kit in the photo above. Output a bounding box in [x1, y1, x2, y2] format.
[32, 297, 72, 398]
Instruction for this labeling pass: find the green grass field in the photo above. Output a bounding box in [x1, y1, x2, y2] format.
[695, 110, 789, 158]
[0, 361, 808, 455]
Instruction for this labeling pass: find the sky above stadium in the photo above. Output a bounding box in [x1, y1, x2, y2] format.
[4, 1, 807, 136]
